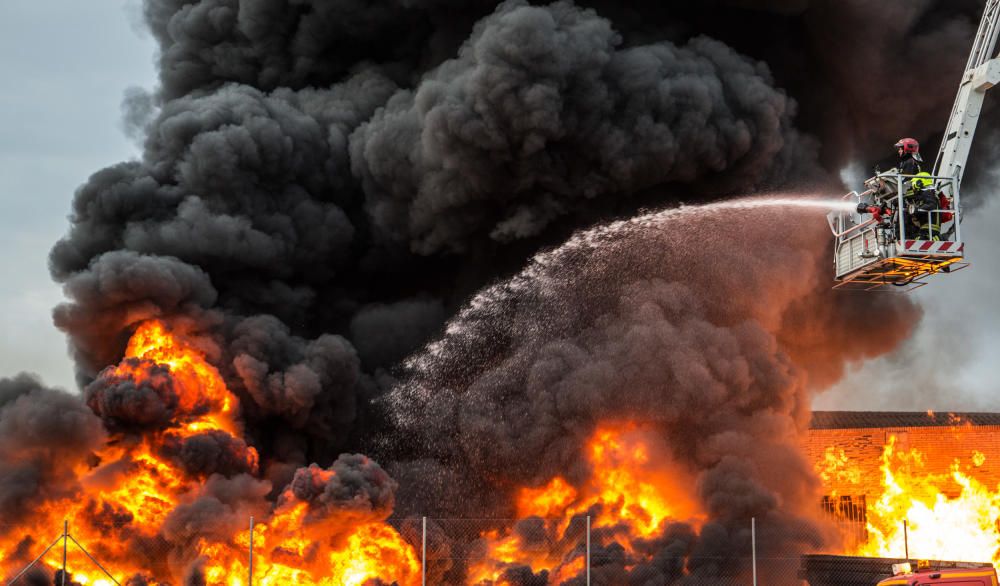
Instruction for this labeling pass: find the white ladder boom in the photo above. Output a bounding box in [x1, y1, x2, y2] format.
[933, 0, 1000, 190]
[827, 2, 1000, 290]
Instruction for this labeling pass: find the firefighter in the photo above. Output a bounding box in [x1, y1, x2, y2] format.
[892, 138, 934, 239]
[895, 137, 924, 176]
[909, 171, 941, 240]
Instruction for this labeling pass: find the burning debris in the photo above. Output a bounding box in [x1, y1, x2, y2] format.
[3, 0, 997, 584]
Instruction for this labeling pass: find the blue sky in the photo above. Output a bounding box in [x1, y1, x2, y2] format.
[0, 0, 996, 411]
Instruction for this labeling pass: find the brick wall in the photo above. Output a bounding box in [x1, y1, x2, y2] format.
[805, 424, 1000, 500]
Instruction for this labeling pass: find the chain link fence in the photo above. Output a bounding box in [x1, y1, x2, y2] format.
[1, 516, 983, 585]
[1, 521, 120, 586]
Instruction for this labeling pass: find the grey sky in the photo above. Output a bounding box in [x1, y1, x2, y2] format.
[816, 197, 1000, 411]
[0, 0, 155, 391]
[0, 1, 995, 410]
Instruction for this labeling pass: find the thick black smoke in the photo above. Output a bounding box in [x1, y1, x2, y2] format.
[284, 454, 397, 534]
[0, 375, 105, 521]
[0, 375, 105, 573]
[584, 0, 995, 187]
[51, 0, 981, 468]
[23, 0, 996, 581]
[49, 0, 843, 480]
[385, 206, 916, 581]
[351, 2, 820, 255]
[86, 358, 188, 431]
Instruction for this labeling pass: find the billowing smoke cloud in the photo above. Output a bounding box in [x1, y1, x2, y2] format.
[0, 374, 105, 576]
[385, 206, 916, 581]
[159, 430, 259, 477]
[583, 0, 995, 191]
[86, 358, 189, 430]
[0, 375, 105, 520]
[285, 454, 397, 531]
[12, 0, 991, 581]
[352, 1, 820, 255]
[47, 0, 859, 478]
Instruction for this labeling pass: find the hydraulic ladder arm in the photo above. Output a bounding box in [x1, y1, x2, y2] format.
[933, 0, 1000, 190]
[829, 0, 1000, 290]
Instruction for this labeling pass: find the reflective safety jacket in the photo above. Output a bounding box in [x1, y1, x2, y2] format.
[908, 172, 941, 239]
[909, 171, 934, 196]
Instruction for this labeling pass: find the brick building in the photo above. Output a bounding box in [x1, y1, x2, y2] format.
[800, 412, 1000, 585]
[805, 411, 1000, 543]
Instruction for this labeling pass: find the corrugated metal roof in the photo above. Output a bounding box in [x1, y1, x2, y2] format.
[810, 411, 1000, 430]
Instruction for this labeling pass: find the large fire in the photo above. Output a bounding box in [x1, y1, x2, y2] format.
[0, 320, 420, 585]
[827, 434, 1000, 568]
[467, 423, 704, 584]
[1, 320, 780, 584]
[23, 320, 1000, 584]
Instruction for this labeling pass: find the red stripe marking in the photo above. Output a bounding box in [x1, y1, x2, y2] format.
[905, 240, 915, 248]
[938, 241, 954, 251]
[920, 241, 934, 251]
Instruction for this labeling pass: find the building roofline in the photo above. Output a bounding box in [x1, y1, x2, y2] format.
[810, 411, 1000, 430]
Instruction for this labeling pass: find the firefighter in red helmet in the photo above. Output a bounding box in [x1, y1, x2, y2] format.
[893, 138, 936, 238]
[894, 137, 923, 176]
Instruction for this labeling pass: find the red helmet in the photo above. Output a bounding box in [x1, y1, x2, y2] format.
[894, 137, 919, 154]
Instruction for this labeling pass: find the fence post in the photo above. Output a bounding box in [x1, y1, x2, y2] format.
[62, 520, 68, 586]
[903, 520, 909, 562]
[421, 516, 427, 586]
[5, 529, 68, 585]
[751, 517, 757, 586]
[586, 515, 591, 586]
[248, 516, 254, 586]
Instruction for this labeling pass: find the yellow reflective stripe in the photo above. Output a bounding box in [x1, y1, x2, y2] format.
[942, 571, 998, 578]
[880, 570, 997, 584]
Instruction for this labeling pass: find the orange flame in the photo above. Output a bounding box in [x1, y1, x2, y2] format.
[0, 320, 419, 585]
[116, 320, 239, 434]
[824, 435, 1000, 569]
[468, 423, 703, 583]
[817, 447, 862, 495]
[857, 436, 1000, 566]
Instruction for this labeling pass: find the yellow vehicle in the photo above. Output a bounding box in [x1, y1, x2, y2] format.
[877, 562, 999, 585]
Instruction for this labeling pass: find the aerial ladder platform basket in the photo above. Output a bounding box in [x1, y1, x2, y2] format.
[829, 0, 1000, 290]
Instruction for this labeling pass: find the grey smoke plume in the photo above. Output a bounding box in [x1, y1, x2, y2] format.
[159, 430, 259, 477]
[0, 374, 105, 551]
[285, 454, 397, 526]
[387, 205, 917, 581]
[18, 0, 991, 581]
[0, 376, 105, 508]
[48, 0, 856, 477]
[352, 1, 819, 254]
[86, 359, 188, 431]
